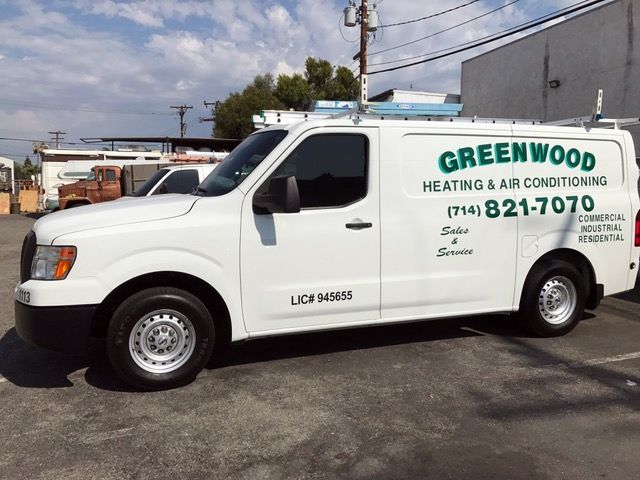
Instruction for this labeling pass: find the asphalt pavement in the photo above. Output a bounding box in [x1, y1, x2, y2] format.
[0, 214, 639, 479]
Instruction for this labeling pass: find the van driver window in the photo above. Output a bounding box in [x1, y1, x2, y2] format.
[267, 134, 368, 209]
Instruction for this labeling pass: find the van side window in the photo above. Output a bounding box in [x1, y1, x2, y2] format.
[105, 169, 117, 182]
[269, 134, 368, 209]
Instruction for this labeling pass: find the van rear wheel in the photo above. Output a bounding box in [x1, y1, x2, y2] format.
[518, 260, 586, 337]
[107, 287, 215, 390]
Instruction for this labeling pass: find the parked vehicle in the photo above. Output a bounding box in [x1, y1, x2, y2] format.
[57, 163, 215, 209]
[0, 158, 14, 193]
[14, 115, 640, 390]
[39, 148, 165, 211]
[122, 164, 217, 199]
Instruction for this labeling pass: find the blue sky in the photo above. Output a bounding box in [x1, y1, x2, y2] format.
[0, 0, 600, 161]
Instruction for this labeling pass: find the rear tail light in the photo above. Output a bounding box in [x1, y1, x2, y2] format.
[635, 210, 640, 247]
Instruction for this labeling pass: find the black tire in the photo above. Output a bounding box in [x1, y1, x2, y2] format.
[107, 287, 215, 390]
[518, 260, 587, 337]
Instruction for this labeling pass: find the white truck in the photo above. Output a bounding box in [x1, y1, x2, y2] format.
[123, 164, 217, 198]
[14, 115, 640, 390]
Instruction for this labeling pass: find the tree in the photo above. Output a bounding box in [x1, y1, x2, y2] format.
[15, 156, 40, 180]
[214, 59, 358, 139]
[275, 73, 311, 111]
[214, 74, 284, 139]
[325, 66, 359, 101]
[304, 57, 334, 99]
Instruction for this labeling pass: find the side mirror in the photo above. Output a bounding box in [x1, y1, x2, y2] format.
[253, 175, 300, 214]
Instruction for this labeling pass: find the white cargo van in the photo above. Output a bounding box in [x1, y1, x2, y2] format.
[14, 116, 640, 390]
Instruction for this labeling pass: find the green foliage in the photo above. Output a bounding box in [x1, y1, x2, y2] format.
[214, 58, 358, 139]
[14, 156, 40, 179]
[275, 73, 311, 111]
[326, 66, 359, 101]
[304, 57, 334, 98]
[214, 74, 284, 139]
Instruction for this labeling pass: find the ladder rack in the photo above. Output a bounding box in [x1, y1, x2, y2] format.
[543, 116, 640, 129]
[253, 109, 639, 130]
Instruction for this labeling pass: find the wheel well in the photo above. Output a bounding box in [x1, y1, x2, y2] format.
[528, 249, 599, 309]
[92, 272, 231, 348]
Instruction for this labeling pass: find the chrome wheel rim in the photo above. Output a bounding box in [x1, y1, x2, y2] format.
[538, 276, 577, 325]
[129, 309, 196, 373]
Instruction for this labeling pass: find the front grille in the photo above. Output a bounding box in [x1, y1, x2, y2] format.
[20, 230, 36, 283]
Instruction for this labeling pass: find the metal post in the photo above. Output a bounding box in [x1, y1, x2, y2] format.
[359, 0, 368, 109]
[170, 105, 193, 138]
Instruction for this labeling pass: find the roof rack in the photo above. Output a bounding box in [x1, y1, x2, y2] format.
[253, 109, 542, 128]
[543, 116, 640, 129]
[353, 113, 541, 125]
[543, 89, 640, 129]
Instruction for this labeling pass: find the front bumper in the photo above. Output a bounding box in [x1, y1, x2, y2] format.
[15, 301, 98, 356]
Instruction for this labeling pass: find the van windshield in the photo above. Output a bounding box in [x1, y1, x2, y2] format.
[195, 130, 288, 197]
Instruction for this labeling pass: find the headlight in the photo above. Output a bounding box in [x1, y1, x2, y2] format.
[31, 246, 77, 280]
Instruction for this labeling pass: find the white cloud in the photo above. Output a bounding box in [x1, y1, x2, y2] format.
[0, 0, 601, 160]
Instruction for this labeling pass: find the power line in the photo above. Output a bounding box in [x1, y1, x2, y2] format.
[0, 98, 172, 116]
[0, 136, 126, 147]
[380, 0, 483, 28]
[0, 136, 48, 143]
[368, 0, 607, 75]
[368, 0, 522, 58]
[48, 131, 66, 149]
[369, 0, 564, 68]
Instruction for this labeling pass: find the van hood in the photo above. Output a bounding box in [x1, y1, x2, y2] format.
[34, 194, 200, 244]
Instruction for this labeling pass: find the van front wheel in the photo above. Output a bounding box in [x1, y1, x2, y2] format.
[107, 287, 215, 390]
[519, 260, 586, 337]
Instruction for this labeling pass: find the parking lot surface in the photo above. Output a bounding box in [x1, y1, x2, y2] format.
[1, 214, 639, 479]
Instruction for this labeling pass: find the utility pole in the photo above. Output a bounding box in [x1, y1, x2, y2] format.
[199, 100, 220, 137]
[48, 130, 66, 149]
[344, 0, 378, 108]
[359, 0, 368, 107]
[170, 105, 193, 137]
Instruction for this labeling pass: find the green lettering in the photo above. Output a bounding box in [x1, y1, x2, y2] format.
[512, 142, 528, 162]
[550, 145, 565, 165]
[565, 148, 581, 168]
[476, 144, 494, 166]
[530, 143, 549, 163]
[457, 147, 477, 169]
[439, 151, 458, 174]
[494, 142, 510, 163]
[582, 152, 596, 172]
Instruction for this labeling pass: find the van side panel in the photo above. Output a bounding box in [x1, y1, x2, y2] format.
[380, 126, 517, 320]
[511, 126, 633, 300]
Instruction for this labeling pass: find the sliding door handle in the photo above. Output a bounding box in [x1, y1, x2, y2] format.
[346, 222, 372, 230]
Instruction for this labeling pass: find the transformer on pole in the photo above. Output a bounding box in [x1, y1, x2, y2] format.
[343, 0, 379, 109]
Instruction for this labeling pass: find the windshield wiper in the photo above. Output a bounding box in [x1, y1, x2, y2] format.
[193, 186, 208, 196]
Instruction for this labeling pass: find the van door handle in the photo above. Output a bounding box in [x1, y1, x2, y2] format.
[345, 222, 372, 230]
